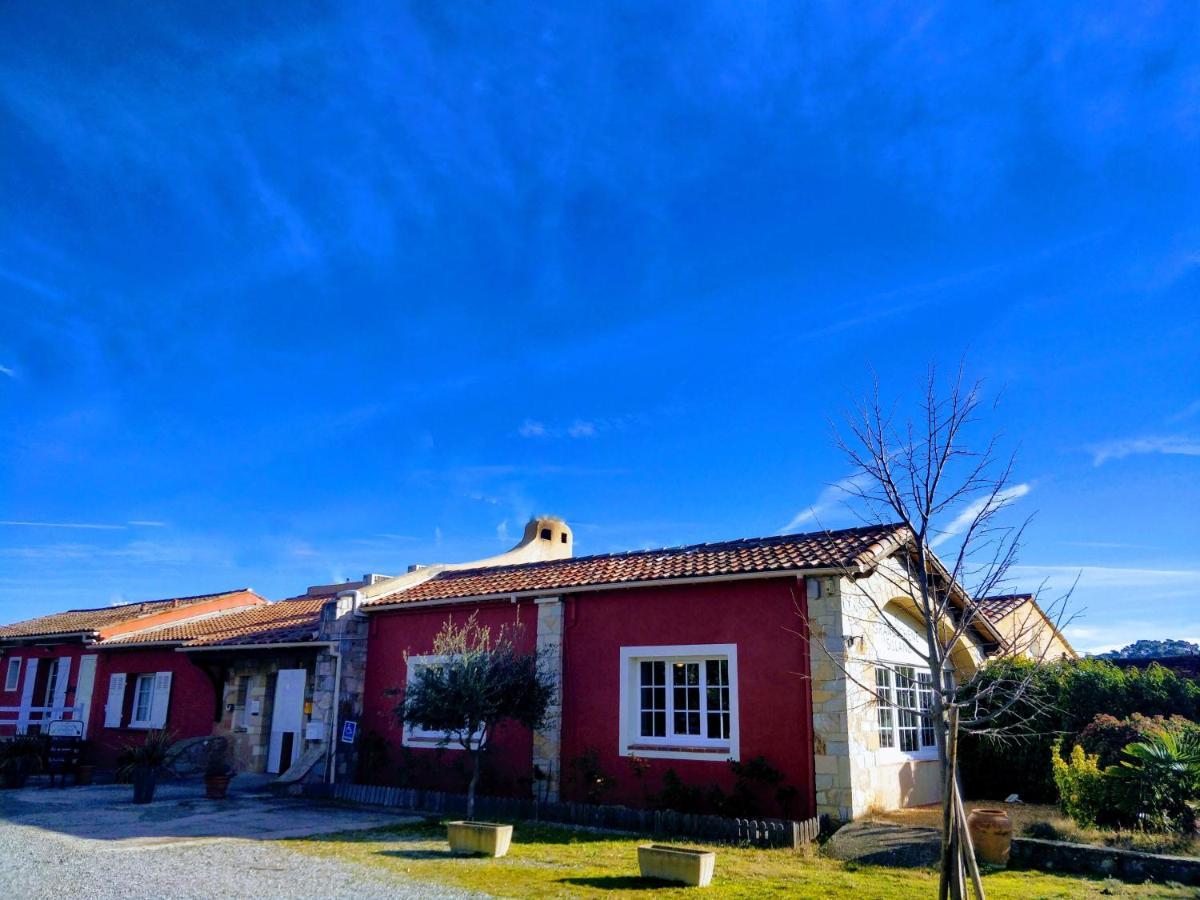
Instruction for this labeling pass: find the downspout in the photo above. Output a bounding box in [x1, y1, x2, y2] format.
[328, 643, 342, 784]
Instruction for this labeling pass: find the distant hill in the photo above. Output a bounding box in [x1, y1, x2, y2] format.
[1098, 639, 1200, 660]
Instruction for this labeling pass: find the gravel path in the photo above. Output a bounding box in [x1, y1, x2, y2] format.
[0, 781, 482, 900]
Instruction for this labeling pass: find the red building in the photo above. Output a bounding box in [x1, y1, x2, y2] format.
[357, 529, 858, 821]
[0, 589, 266, 759]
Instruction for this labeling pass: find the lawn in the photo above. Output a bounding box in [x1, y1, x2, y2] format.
[874, 801, 1200, 858]
[289, 819, 1195, 898]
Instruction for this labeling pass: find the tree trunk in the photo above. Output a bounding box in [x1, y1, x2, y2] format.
[466, 748, 481, 820]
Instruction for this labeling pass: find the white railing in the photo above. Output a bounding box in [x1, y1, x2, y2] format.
[0, 705, 85, 736]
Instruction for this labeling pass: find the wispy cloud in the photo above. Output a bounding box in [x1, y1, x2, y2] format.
[0, 520, 127, 530]
[779, 473, 872, 534]
[1088, 436, 1200, 466]
[0, 365, 15, 378]
[519, 418, 600, 439]
[0, 519, 167, 530]
[1167, 400, 1200, 424]
[930, 483, 1031, 548]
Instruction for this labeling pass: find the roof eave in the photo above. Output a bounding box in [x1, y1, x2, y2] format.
[363, 566, 849, 612]
[178, 639, 331, 653]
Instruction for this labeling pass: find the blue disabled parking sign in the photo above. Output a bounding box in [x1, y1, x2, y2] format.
[340, 720, 357, 744]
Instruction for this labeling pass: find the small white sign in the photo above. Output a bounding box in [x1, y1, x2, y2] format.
[305, 720, 325, 741]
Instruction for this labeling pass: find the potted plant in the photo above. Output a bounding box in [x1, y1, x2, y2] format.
[119, 730, 174, 804]
[203, 743, 235, 800]
[0, 736, 45, 789]
[397, 614, 554, 857]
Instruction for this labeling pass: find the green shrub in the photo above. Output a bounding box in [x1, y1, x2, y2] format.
[960, 657, 1200, 802]
[1051, 740, 1111, 827]
[1076, 713, 1199, 768]
[1108, 731, 1200, 832]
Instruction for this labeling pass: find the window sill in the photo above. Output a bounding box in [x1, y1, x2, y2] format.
[402, 734, 477, 750]
[628, 743, 730, 755]
[877, 748, 939, 764]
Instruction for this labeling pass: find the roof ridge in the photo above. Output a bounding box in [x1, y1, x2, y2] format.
[62, 588, 251, 615]
[366, 522, 910, 609]
[424, 522, 906, 580]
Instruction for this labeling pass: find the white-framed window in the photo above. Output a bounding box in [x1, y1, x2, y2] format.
[619, 644, 739, 761]
[4, 657, 20, 692]
[130, 674, 156, 728]
[401, 655, 480, 749]
[875, 662, 938, 759]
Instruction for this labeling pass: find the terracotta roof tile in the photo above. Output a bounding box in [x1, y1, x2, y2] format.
[99, 598, 326, 648]
[0, 589, 255, 640]
[977, 594, 1033, 620]
[367, 523, 908, 607]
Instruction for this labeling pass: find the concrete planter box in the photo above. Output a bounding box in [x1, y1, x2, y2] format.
[638, 844, 716, 887]
[446, 821, 513, 858]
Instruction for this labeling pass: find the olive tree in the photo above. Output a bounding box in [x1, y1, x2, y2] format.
[397, 613, 554, 818]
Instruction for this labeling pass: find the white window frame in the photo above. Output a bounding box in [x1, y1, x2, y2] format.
[618, 643, 739, 762]
[4, 657, 20, 692]
[129, 674, 157, 729]
[874, 661, 939, 762]
[42, 658, 63, 708]
[401, 655, 481, 750]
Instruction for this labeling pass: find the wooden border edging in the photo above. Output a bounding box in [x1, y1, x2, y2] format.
[303, 782, 820, 849]
[1011, 837, 1200, 886]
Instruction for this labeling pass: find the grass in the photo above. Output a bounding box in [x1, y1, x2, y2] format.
[288, 818, 1196, 898]
[874, 802, 1200, 858]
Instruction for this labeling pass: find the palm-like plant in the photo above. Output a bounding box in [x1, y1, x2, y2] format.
[1109, 731, 1200, 832]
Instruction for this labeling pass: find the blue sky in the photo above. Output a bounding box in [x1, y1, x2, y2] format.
[0, 3, 1196, 653]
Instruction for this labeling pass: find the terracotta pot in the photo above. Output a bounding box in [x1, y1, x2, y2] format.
[967, 807, 1012, 866]
[205, 774, 233, 800]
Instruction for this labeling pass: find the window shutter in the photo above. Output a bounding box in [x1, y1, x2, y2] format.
[52, 657, 71, 714]
[149, 671, 172, 728]
[104, 673, 126, 728]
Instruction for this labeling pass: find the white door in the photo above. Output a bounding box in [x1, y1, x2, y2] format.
[74, 655, 98, 736]
[267, 669, 306, 774]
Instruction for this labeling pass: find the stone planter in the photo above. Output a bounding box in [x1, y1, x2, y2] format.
[205, 773, 233, 800]
[968, 808, 1012, 866]
[446, 821, 513, 858]
[637, 845, 716, 887]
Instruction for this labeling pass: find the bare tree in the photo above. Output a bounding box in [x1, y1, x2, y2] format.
[823, 366, 1073, 900]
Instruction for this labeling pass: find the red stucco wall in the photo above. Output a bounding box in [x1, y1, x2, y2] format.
[361, 601, 538, 795]
[559, 577, 814, 819]
[360, 576, 815, 818]
[88, 648, 217, 767]
[0, 644, 91, 737]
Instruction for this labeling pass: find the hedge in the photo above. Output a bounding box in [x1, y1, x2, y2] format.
[958, 657, 1200, 803]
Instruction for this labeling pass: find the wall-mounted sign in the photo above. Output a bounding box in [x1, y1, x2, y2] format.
[340, 720, 357, 744]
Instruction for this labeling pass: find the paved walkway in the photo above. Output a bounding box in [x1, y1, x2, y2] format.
[0, 777, 480, 899]
[825, 820, 942, 868]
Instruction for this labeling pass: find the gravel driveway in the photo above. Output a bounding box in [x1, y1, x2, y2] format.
[0, 779, 481, 899]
